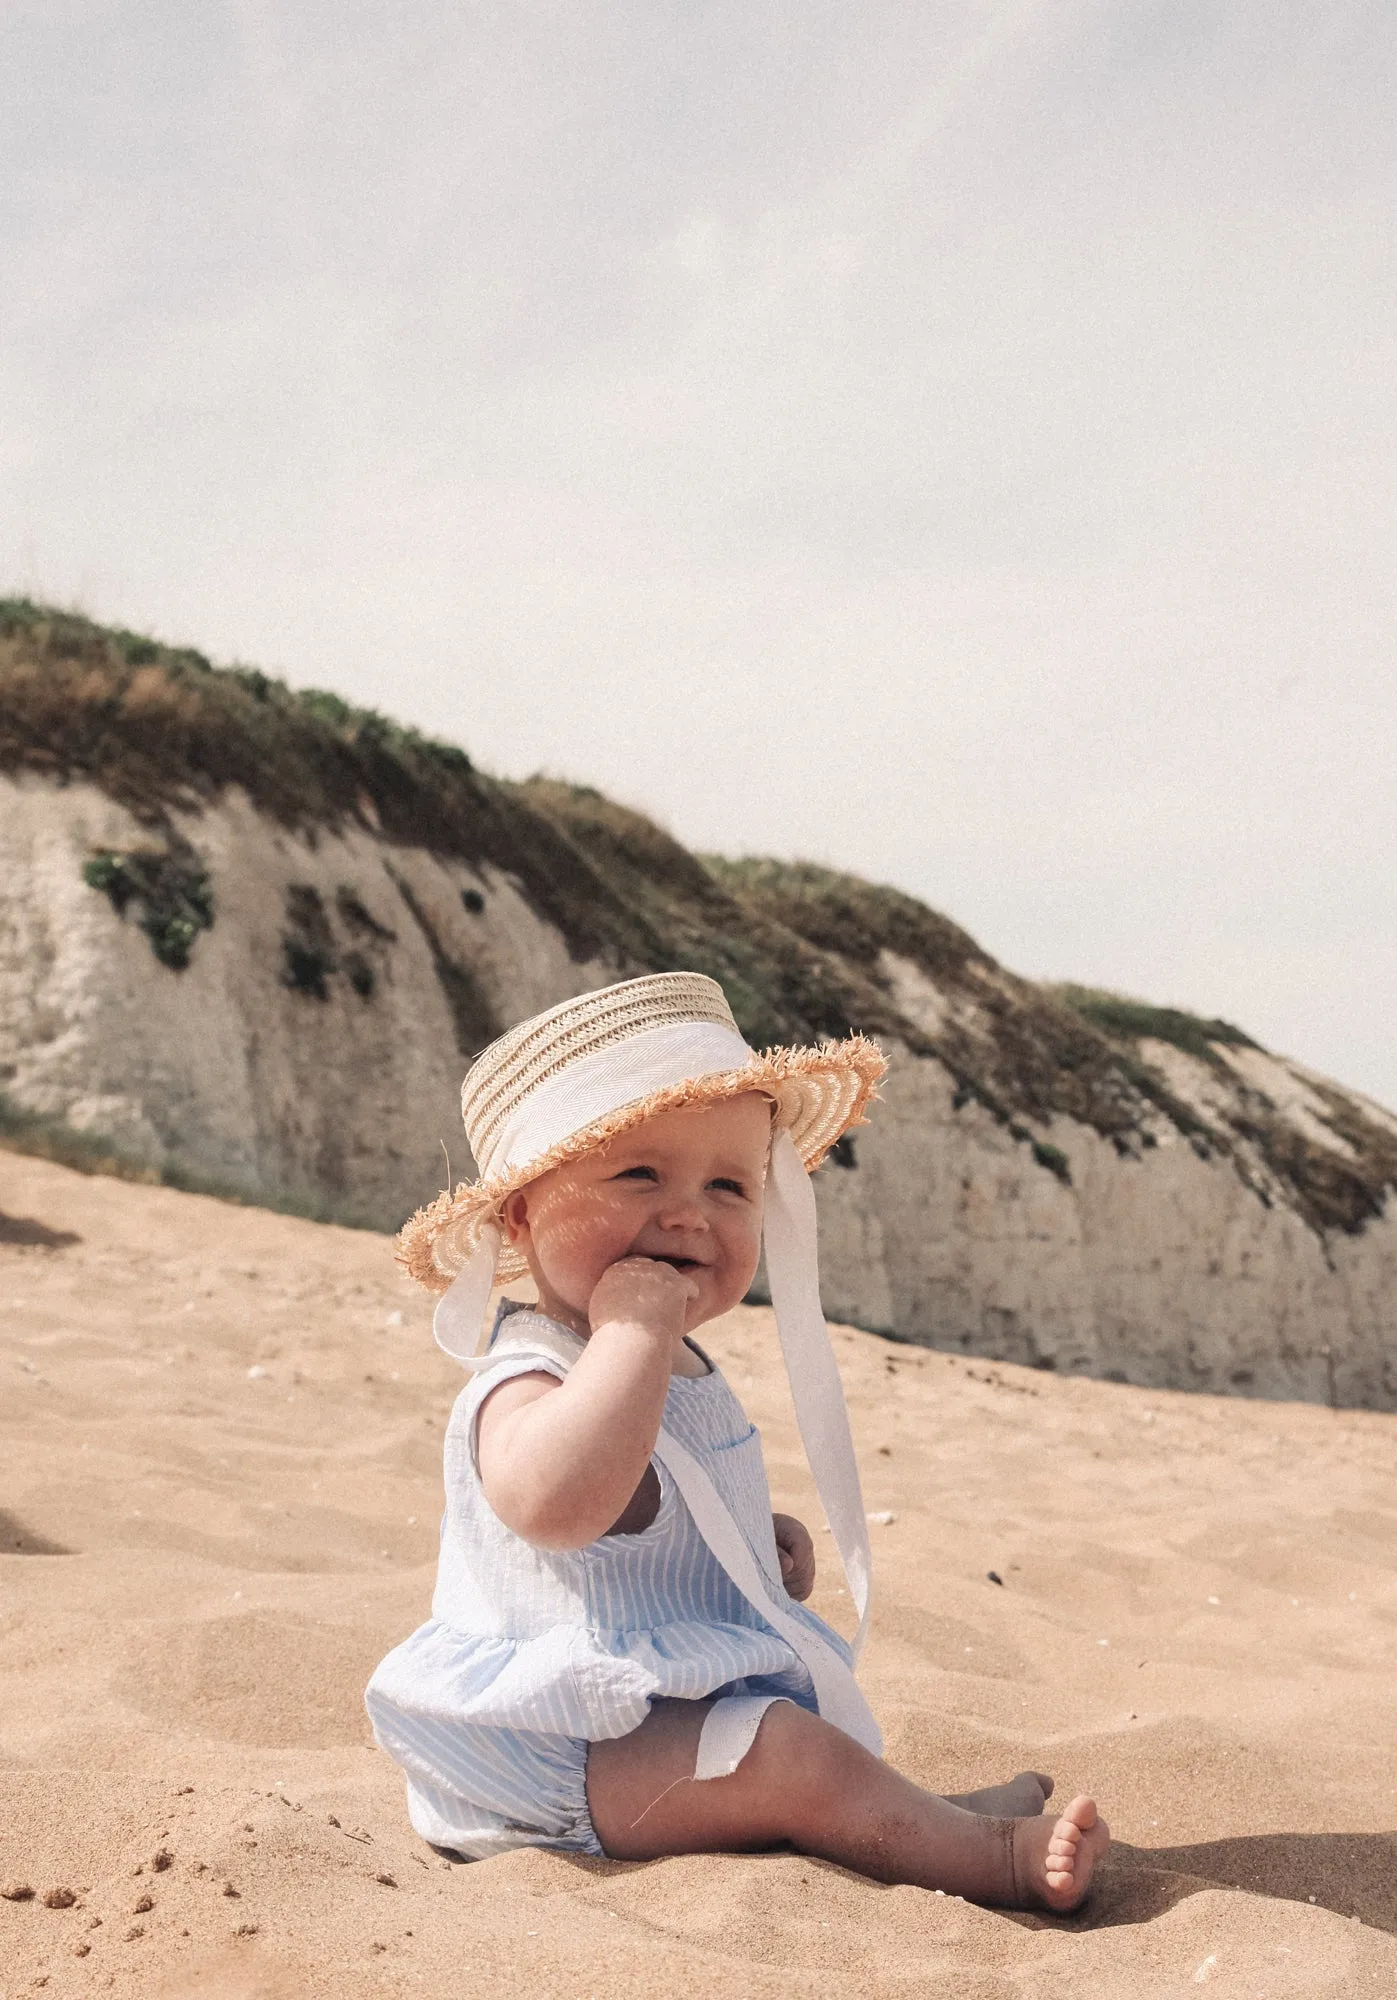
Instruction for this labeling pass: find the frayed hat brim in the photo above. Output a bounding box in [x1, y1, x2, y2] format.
[396, 1033, 886, 1294]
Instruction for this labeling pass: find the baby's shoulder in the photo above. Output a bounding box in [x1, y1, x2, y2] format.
[443, 1311, 582, 1451]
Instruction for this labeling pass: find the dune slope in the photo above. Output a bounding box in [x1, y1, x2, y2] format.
[2, 1150, 1395, 1998]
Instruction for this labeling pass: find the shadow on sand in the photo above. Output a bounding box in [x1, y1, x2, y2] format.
[0, 1510, 73, 1555]
[1015, 1831, 1397, 1934]
[0, 1209, 80, 1248]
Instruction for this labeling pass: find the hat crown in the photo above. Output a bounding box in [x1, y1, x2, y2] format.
[461, 973, 742, 1175]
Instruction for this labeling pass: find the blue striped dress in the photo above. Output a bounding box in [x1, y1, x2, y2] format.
[365, 1306, 845, 1857]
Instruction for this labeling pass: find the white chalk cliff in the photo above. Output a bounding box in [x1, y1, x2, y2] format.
[2, 604, 1394, 1408]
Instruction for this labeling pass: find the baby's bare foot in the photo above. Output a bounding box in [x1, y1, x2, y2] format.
[949, 1771, 1054, 1817]
[1010, 1795, 1108, 1911]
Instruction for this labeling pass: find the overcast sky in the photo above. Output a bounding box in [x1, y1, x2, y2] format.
[5, 2, 1395, 1108]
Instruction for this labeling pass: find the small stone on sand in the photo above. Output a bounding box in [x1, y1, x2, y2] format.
[42, 1886, 77, 1908]
[133, 1893, 154, 1913]
[1, 1880, 35, 1900]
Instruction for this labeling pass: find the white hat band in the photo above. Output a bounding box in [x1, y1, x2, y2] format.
[482, 1020, 757, 1180]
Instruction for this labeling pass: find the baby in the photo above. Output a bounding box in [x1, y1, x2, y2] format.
[367, 974, 1107, 1909]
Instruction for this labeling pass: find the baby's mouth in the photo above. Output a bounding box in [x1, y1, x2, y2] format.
[649, 1254, 706, 1272]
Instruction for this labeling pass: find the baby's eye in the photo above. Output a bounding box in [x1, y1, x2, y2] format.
[710, 1177, 748, 1197]
[613, 1165, 658, 1182]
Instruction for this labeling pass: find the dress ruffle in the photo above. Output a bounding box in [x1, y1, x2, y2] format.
[367, 1612, 816, 1744]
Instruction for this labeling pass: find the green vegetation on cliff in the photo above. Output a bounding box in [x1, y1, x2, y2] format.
[1053, 985, 1260, 1064]
[3, 598, 1393, 1235]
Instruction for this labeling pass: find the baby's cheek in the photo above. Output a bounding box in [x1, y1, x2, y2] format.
[730, 1220, 764, 1285]
[533, 1235, 600, 1308]
[545, 1224, 631, 1305]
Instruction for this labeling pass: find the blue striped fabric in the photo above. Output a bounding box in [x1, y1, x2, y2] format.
[365, 1307, 844, 1857]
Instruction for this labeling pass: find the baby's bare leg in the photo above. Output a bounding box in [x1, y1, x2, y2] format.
[946, 1772, 1053, 1816]
[586, 1699, 1106, 1911]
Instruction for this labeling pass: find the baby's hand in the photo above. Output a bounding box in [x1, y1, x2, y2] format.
[772, 1512, 816, 1600]
[588, 1256, 698, 1345]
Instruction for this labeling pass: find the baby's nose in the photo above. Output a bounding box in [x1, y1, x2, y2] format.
[657, 1197, 706, 1228]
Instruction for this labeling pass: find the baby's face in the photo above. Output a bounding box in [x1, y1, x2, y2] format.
[503, 1092, 773, 1336]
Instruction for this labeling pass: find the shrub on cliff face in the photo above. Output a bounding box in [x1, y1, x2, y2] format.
[276, 881, 409, 1011]
[280, 884, 337, 1000]
[82, 845, 214, 970]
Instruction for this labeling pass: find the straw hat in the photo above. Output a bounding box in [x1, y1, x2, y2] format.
[398, 971, 886, 1293]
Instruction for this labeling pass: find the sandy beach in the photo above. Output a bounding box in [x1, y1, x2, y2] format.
[2, 1144, 1395, 1998]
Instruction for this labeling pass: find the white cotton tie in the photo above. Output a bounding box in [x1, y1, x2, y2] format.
[432, 1224, 502, 1364]
[761, 1130, 873, 1660]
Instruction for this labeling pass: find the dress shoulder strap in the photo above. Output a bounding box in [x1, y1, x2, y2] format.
[482, 1309, 586, 1378]
[475, 1306, 883, 1756]
[652, 1424, 883, 1757]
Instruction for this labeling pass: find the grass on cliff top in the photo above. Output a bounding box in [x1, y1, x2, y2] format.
[1053, 985, 1262, 1064]
[0, 599, 654, 969]
[0, 597, 477, 825]
[703, 855, 993, 991]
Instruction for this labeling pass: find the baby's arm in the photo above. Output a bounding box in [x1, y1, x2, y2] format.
[475, 1258, 697, 1550]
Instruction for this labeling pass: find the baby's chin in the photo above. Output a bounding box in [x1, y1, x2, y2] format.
[684, 1277, 753, 1333]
